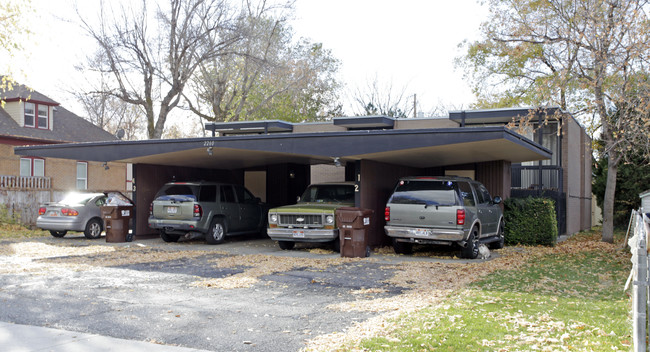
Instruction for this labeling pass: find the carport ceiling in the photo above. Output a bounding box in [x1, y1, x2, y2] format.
[15, 126, 551, 169]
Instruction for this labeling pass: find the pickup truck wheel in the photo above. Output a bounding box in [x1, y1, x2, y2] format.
[461, 227, 480, 259]
[490, 220, 505, 249]
[160, 231, 180, 243]
[392, 238, 413, 255]
[206, 219, 226, 244]
[84, 218, 103, 239]
[49, 230, 67, 238]
[278, 241, 295, 250]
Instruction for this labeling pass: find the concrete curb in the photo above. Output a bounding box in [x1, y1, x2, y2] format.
[0, 322, 210, 352]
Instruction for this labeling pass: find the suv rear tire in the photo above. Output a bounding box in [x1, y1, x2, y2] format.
[392, 239, 413, 255]
[160, 231, 180, 243]
[206, 218, 226, 244]
[461, 227, 480, 259]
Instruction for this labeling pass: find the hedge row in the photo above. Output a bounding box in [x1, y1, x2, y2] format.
[504, 197, 558, 246]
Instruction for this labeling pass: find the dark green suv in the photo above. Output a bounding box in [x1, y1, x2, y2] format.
[384, 176, 504, 259]
[148, 181, 266, 244]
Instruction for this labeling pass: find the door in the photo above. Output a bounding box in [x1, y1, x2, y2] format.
[234, 185, 262, 232]
[219, 185, 241, 232]
[474, 183, 498, 236]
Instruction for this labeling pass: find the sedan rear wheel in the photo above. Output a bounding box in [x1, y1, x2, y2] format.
[49, 230, 67, 238]
[84, 218, 103, 239]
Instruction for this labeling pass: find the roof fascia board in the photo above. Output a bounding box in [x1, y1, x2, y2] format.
[15, 126, 550, 162]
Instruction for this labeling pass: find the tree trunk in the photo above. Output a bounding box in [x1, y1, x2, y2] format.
[601, 152, 618, 243]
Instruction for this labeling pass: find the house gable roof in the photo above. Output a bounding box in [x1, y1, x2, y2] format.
[0, 83, 117, 143]
[0, 81, 59, 105]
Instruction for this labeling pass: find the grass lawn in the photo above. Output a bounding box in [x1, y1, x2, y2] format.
[356, 230, 631, 351]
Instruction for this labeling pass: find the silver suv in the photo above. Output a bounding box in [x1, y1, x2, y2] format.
[148, 182, 266, 244]
[384, 176, 504, 259]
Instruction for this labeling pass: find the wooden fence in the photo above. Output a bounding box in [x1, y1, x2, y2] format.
[0, 175, 51, 189]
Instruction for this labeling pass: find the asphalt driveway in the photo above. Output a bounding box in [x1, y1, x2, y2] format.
[0, 234, 485, 351]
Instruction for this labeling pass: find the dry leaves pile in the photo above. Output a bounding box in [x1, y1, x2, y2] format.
[192, 254, 365, 289]
[43, 246, 217, 268]
[0, 240, 219, 275]
[302, 234, 624, 352]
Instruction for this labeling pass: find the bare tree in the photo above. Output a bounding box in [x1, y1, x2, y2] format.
[351, 75, 413, 118]
[79, 0, 248, 139]
[185, 13, 340, 123]
[71, 51, 145, 139]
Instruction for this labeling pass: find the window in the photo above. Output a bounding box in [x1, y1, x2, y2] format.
[24, 102, 49, 129]
[388, 180, 459, 206]
[234, 185, 256, 203]
[458, 182, 475, 206]
[477, 184, 492, 204]
[19, 157, 44, 177]
[520, 122, 560, 166]
[220, 185, 236, 203]
[38, 105, 48, 129]
[76, 162, 87, 190]
[198, 185, 217, 202]
[24, 102, 35, 127]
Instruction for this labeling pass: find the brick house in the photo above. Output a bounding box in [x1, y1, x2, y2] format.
[0, 82, 128, 225]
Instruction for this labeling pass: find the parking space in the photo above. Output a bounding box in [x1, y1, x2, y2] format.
[0, 234, 489, 351]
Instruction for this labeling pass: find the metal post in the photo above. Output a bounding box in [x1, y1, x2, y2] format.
[632, 212, 648, 352]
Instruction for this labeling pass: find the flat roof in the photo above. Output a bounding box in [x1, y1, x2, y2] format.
[205, 120, 294, 135]
[15, 126, 551, 170]
[449, 107, 563, 125]
[333, 115, 395, 129]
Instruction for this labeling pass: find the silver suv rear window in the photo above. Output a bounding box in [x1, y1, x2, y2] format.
[389, 180, 459, 206]
[155, 185, 199, 201]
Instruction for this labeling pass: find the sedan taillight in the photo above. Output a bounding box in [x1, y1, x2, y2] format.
[194, 204, 202, 218]
[457, 209, 466, 225]
[38, 207, 46, 215]
[61, 208, 79, 216]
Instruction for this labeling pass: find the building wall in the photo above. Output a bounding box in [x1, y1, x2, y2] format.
[3, 101, 23, 125]
[562, 115, 592, 235]
[581, 129, 593, 230]
[293, 124, 347, 133]
[1, 140, 128, 226]
[310, 164, 346, 184]
[476, 160, 512, 201]
[394, 118, 460, 129]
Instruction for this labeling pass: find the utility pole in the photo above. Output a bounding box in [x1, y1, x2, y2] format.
[413, 94, 417, 118]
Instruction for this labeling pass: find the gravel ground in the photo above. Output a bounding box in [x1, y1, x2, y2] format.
[0, 234, 427, 351]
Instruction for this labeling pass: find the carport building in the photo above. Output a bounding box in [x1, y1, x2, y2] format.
[15, 107, 592, 246]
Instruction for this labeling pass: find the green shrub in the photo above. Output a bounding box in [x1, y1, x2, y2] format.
[504, 197, 558, 246]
